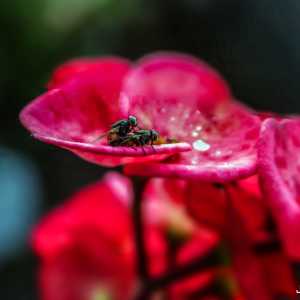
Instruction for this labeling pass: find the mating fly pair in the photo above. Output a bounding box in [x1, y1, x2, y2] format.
[96, 115, 159, 151]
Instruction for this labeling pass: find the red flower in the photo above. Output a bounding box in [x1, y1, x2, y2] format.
[33, 173, 220, 300]
[33, 173, 136, 300]
[20, 52, 261, 181]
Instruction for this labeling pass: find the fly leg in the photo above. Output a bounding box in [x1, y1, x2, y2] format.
[140, 143, 146, 155]
[150, 140, 156, 153]
[137, 139, 146, 155]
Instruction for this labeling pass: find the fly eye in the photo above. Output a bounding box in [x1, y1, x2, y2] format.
[128, 116, 137, 126]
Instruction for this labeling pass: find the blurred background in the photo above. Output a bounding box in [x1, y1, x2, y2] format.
[1, 0, 300, 298]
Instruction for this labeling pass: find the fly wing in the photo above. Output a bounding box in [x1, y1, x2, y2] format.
[111, 119, 127, 129]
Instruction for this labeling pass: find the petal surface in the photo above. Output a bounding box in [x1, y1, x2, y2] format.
[121, 52, 231, 116]
[125, 101, 260, 182]
[258, 118, 300, 259]
[47, 57, 130, 89]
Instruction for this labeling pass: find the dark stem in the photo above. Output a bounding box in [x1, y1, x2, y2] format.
[164, 232, 180, 299]
[145, 247, 222, 292]
[131, 176, 149, 290]
[292, 262, 300, 295]
[253, 238, 281, 254]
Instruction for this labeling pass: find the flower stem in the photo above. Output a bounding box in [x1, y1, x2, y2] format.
[147, 246, 222, 290]
[292, 262, 300, 290]
[131, 176, 149, 283]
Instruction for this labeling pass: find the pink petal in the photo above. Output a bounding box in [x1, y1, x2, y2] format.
[121, 52, 231, 117]
[47, 57, 130, 89]
[22, 60, 130, 138]
[125, 102, 260, 182]
[20, 63, 190, 167]
[258, 118, 300, 259]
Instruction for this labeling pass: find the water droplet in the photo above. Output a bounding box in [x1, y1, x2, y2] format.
[193, 139, 210, 152]
[191, 131, 199, 137]
[191, 125, 203, 138]
[191, 157, 199, 165]
[214, 150, 222, 157]
[210, 149, 232, 160]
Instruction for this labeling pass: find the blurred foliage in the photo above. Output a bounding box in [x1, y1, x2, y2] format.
[0, 147, 41, 261]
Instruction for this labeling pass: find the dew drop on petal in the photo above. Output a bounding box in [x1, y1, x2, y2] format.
[191, 125, 203, 138]
[191, 131, 199, 137]
[210, 149, 233, 160]
[214, 150, 222, 157]
[191, 157, 199, 165]
[193, 139, 210, 152]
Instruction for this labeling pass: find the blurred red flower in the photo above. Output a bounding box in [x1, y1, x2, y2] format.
[173, 175, 297, 299]
[32, 172, 221, 300]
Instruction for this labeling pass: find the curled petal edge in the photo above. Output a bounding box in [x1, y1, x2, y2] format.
[32, 134, 192, 157]
[258, 118, 300, 260]
[124, 160, 257, 183]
